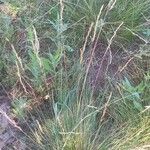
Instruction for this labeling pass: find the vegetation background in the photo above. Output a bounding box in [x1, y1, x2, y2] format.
[0, 0, 150, 149]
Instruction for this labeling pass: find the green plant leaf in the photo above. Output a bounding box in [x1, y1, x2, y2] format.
[122, 77, 134, 92]
[143, 28, 150, 37]
[132, 92, 140, 100]
[64, 45, 74, 52]
[133, 100, 143, 111]
[41, 57, 52, 72]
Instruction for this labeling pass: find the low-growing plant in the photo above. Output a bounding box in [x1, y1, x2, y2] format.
[0, 0, 150, 149]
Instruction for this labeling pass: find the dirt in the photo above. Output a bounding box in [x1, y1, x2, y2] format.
[86, 40, 144, 93]
[0, 89, 26, 150]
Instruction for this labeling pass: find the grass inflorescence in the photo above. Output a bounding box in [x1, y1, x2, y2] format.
[0, 0, 150, 149]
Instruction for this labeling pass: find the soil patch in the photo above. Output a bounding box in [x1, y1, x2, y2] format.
[0, 87, 26, 150]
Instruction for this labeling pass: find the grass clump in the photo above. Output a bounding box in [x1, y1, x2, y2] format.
[0, 0, 150, 149]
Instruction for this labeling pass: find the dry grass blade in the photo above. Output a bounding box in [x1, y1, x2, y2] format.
[100, 92, 112, 123]
[0, 108, 23, 132]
